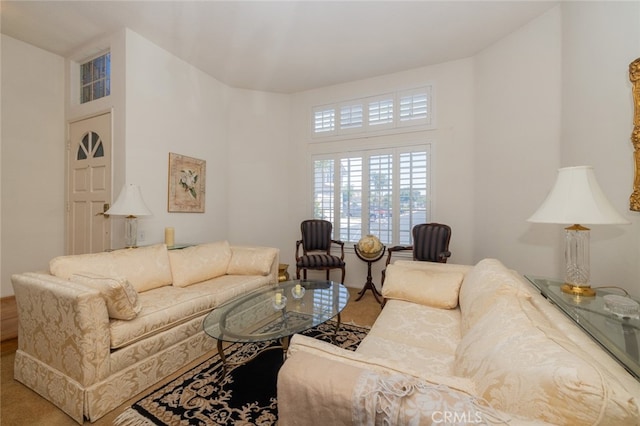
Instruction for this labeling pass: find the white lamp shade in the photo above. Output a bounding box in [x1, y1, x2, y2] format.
[105, 184, 152, 217]
[527, 166, 629, 225]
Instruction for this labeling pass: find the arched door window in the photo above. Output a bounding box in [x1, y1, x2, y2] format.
[77, 131, 104, 160]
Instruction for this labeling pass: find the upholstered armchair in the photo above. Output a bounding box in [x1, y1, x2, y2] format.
[295, 219, 346, 283]
[381, 223, 452, 285]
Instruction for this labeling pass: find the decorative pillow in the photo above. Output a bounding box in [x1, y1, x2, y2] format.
[168, 241, 232, 287]
[227, 246, 278, 276]
[70, 272, 141, 320]
[381, 264, 464, 309]
[50, 244, 173, 292]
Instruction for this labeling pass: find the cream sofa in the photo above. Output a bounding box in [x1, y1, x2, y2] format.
[278, 258, 640, 425]
[12, 241, 279, 423]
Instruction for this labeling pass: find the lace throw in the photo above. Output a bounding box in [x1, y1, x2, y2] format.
[352, 370, 510, 425]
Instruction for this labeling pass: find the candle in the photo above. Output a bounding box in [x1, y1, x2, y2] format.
[165, 227, 175, 246]
[295, 284, 301, 295]
[275, 293, 282, 304]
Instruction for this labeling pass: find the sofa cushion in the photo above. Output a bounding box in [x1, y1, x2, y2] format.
[227, 246, 278, 276]
[109, 285, 216, 349]
[108, 274, 273, 349]
[70, 272, 141, 320]
[168, 241, 232, 287]
[289, 334, 476, 395]
[382, 264, 463, 309]
[357, 299, 461, 377]
[458, 258, 531, 334]
[49, 244, 173, 292]
[454, 293, 639, 424]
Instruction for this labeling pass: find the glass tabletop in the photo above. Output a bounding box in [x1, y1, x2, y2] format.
[203, 280, 349, 344]
[525, 275, 640, 380]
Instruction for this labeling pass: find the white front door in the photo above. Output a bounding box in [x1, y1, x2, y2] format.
[67, 112, 112, 254]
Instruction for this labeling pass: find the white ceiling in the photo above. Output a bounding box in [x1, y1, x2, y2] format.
[1, 1, 558, 93]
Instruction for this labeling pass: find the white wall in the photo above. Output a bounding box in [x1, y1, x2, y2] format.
[122, 30, 231, 247]
[474, 7, 563, 277]
[560, 2, 640, 296]
[226, 88, 293, 251]
[287, 59, 476, 287]
[1, 35, 65, 297]
[2, 2, 638, 298]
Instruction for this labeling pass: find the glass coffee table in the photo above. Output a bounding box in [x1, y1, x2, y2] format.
[203, 280, 349, 373]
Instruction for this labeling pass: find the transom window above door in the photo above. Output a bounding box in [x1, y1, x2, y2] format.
[80, 51, 111, 104]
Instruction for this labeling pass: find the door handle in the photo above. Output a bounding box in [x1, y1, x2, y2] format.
[96, 203, 110, 218]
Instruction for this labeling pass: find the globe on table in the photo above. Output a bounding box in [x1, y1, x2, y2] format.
[357, 234, 383, 259]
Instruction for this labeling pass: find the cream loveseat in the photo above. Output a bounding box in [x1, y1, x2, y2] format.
[278, 258, 640, 425]
[12, 241, 279, 423]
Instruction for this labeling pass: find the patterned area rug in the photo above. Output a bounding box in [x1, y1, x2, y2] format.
[114, 320, 369, 425]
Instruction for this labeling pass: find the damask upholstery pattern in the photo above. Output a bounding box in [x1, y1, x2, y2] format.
[454, 259, 639, 425]
[49, 243, 173, 292]
[278, 258, 640, 425]
[12, 243, 279, 423]
[281, 336, 531, 426]
[357, 300, 461, 376]
[227, 246, 280, 276]
[168, 240, 232, 287]
[382, 265, 464, 309]
[70, 272, 141, 320]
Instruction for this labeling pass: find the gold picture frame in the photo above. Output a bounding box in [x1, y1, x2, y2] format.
[168, 153, 206, 213]
[630, 57, 640, 211]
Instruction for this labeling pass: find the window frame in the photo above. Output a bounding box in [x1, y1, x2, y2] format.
[311, 142, 432, 246]
[79, 50, 111, 104]
[311, 85, 434, 140]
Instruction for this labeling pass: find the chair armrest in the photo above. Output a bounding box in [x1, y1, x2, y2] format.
[331, 239, 345, 259]
[295, 239, 303, 260]
[385, 245, 413, 266]
[439, 250, 452, 262]
[12, 272, 111, 386]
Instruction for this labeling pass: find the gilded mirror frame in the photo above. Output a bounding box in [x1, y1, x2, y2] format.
[630, 57, 640, 211]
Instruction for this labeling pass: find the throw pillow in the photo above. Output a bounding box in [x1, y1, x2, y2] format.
[168, 241, 232, 287]
[227, 246, 278, 276]
[70, 272, 142, 320]
[381, 264, 464, 309]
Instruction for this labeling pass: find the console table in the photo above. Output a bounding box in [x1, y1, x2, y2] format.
[526, 275, 640, 380]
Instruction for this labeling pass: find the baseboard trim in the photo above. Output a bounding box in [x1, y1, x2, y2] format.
[1, 296, 18, 341]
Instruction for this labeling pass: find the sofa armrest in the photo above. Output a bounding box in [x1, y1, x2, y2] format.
[277, 350, 366, 426]
[12, 272, 111, 386]
[279, 335, 515, 426]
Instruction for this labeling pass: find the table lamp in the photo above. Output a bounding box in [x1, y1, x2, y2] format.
[105, 184, 152, 248]
[527, 166, 629, 296]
